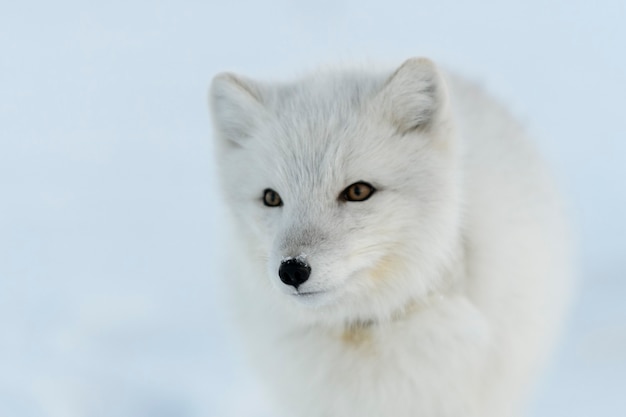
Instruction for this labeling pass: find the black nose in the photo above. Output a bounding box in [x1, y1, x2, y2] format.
[278, 259, 311, 288]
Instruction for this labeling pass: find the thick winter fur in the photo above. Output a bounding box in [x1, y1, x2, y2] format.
[209, 58, 572, 417]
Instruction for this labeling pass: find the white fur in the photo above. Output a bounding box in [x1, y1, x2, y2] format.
[209, 58, 572, 417]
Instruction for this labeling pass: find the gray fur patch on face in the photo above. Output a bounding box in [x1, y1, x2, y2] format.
[281, 253, 308, 263]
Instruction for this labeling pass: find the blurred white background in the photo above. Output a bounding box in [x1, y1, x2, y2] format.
[1, 1, 625, 416]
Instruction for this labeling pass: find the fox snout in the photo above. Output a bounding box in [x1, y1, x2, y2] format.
[278, 258, 311, 289]
[276, 225, 326, 290]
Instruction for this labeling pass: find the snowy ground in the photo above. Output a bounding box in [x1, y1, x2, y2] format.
[1, 1, 625, 416]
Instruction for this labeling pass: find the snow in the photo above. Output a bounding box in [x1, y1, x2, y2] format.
[1, 1, 625, 415]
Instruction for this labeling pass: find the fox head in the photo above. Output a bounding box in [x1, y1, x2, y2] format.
[210, 58, 463, 324]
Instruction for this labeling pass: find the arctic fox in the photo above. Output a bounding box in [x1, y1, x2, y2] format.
[209, 58, 572, 417]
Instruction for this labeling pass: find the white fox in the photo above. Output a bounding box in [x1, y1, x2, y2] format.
[209, 58, 572, 417]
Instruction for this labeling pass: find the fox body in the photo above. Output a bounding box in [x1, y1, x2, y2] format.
[209, 58, 571, 417]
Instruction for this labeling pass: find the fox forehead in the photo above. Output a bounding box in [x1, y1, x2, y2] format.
[251, 75, 401, 186]
[260, 74, 384, 140]
[254, 138, 357, 198]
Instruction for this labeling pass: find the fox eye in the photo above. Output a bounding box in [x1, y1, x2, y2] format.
[341, 182, 376, 202]
[263, 189, 283, 207]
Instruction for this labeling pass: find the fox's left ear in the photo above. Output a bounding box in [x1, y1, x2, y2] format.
[376, 57, 450, 134]
[210, 72, 265, 147]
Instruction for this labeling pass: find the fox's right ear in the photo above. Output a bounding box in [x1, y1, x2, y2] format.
[375, 57, 450, 134]
[210, 73, 265, 147]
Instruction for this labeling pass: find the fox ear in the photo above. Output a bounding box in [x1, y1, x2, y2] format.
[377, 57, 449, 134]
[210, 72, 265, 146]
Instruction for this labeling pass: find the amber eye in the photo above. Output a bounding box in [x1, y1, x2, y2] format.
[341, 182, 376, 202]
[263, 189, 283, 207]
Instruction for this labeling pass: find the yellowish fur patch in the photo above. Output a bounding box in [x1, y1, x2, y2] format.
[341, 321, 373, 347]
[368, 253, 404, 281]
